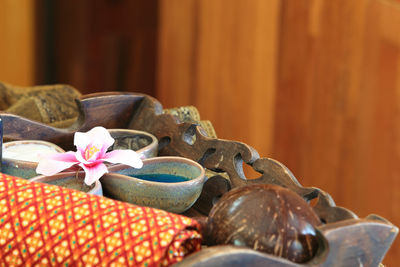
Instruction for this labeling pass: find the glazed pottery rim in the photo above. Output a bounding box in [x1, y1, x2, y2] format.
[2, 140, 65, 165]
[30, 170, 102, 193]
[107, 128, 158, 156]
[106, 156, 206, 186]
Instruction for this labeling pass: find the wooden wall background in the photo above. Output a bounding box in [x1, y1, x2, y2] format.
[0, 0, 35, 86]
[49, 0, 158, 96]
[158, 0, 400, 265]
[1, 0, 400, 264]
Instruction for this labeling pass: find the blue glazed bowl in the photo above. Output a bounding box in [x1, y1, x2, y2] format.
[102, 156, 206, 213]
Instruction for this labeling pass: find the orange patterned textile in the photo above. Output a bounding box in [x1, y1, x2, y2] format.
[0, 173, 202, 266]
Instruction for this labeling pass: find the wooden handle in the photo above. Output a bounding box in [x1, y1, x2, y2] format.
[0, 92, 145, 150]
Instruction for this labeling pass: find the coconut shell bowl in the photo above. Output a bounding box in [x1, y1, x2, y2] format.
[0, 91, 398, 266]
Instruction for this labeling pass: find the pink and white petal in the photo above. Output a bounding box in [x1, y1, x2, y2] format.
[79, 162, 109, 186]
[75, 150, 91, 165]
[36, 152, 78, 176]
[88, 158, 105, 166]
[74, 131, 91, 151]
[83, 145, 103, 162]
[41, 151, 78, 162]
[103, 150, 143, 168]
[90, 138, 113, 155]
[99, 141, 111, 157]
[86, 127, 114, 150]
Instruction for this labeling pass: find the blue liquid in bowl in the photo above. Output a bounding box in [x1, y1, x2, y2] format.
[130, 173, 189, 183]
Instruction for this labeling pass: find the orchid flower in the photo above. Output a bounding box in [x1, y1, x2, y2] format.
[36, 126, 143, 186]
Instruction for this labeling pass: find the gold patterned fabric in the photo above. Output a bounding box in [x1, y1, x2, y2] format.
[0, 174, 202, 266]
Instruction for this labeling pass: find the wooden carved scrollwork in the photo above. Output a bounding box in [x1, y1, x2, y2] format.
[129, 96, 357, 223]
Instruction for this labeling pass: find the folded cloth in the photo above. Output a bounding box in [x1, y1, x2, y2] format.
[0, 173, 202, 266]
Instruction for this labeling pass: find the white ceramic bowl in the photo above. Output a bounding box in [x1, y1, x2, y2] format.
[2, 140, 65, 179]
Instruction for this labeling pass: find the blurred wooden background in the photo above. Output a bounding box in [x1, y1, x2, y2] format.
[0, 0, 35, 86]
[1, 0, 400, 264]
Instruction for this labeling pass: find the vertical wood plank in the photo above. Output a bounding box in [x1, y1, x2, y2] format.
[157, 0, 281, 156]
[274, 0, 400, 264]
[0, 0, 35, 86]
[156, 0, 198, 107]
[53, 0, 158, 95]
[362, 2, 400, 264]
[273, 0, 314, 177]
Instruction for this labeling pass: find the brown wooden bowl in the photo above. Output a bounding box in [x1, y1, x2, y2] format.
[0, 90, 397, 266]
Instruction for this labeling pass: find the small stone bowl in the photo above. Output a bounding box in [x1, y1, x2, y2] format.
[107, 129, 158, 159]
[31, 171, 103, 196]
[2, 140, 65, 179]
[102, 156, 206, 213]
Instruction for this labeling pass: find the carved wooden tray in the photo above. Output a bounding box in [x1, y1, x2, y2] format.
[1, 92, 397, 266]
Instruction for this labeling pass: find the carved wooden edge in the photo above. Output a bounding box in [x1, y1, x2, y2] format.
[314, 218, 398, 266]
[129, 96, 358, 222]
[173, 218, 398, 267]
[172, 245, 299, 267]
[0, 92, 397, 265]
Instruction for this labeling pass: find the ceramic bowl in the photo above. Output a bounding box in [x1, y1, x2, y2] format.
[2, 140, 65, 179]
[102, 156, 206, 213]
[30, 171, 103, 196]
[107, 129, 158, 159]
